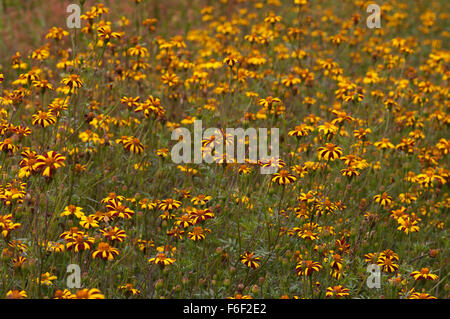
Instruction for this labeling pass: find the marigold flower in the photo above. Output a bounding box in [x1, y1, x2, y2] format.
[240, 252, 261, 269]
[92, 242, 119, 261]
[37, 272, 57, 286]
[377, 256, 399, 273]
[119, 284, 141, 296]
[106, 199, 134, 219]
[353, 128, 371, 140]
[259, 96, 281, 108]
[407, 292, 437, 299]
[45, 27, 69, 40]
[156, 148, 169, 158]
[167, 226, 185, 239]
[227, 294, 253, 299]
[32, 111, 57, 127]
[238, 164, 252, 175]
[54, 289, 74, 299]
[6, 290, 27, 299]
[121, 96, 140, 108]
[373, 192, 393, 207]
[32, 79, 53, 90]
[410, 268, 438, 281]
[73, 288, 105, 299]
[379, 249, 399, 261]
[326, 286, 350, 298]
[341, 166, 360, 178]
[175, 214, 194, 228]
[223, 56, 239, 67]
[148, 253, 176, 266]
[264, 12, 282, 24]
[317, 143, 343, 161]
[296, 260, 323, 277]
[60, 205, 85, 218]
[128, 44, 149, 57]
[374, 138, 395, 150]
[158, 198, 182, 211]
[161, 71, 179, 87]
[61, 74, 83, 89]
[288, 124, 314, 138]
[191, 194, 212, 206]
[97, 25, 121, 40]
[100, 226, 127, 242]
[189, 208, 214, 224]
[317, 122, 339, 137]
[0, 138, 16, 153]
[397, 216, 420, 234]
[79, 215, 99, 229]
[66, 234, 95, 252]
[122, 136, 144, 154]
[187, 226, 211, 241]
[12, 256, 27, 268]
[271, 169, 297, 185]
[33, 151, 66, 177]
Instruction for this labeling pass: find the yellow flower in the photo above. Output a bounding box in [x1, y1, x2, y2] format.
[73, 288, 105, 299]
[61, 74, 83, 89]
[6, 290, 27, 299]
[92, 242, 119, 261]
[326, 286, 349, 298]
[80, 215, 99, 229]
[271, 169, 297, 185]
[148, 253, 176, 266]
[97, 25, 122, 40]
[33, 151, 66, 177]
[60, 205, 85, 218]
[37, 272, 57, 286]
[410, 268, 438, 281]
[240, 252, 261, 269]
[397, 216, 420, 234]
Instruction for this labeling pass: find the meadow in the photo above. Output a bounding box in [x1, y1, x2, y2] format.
[0, 0, 448, 299]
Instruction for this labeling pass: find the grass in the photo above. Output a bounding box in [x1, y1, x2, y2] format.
[0, 0, 448, 299]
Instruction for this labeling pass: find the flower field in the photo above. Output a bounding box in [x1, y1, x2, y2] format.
[0, 0, 448, 299]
